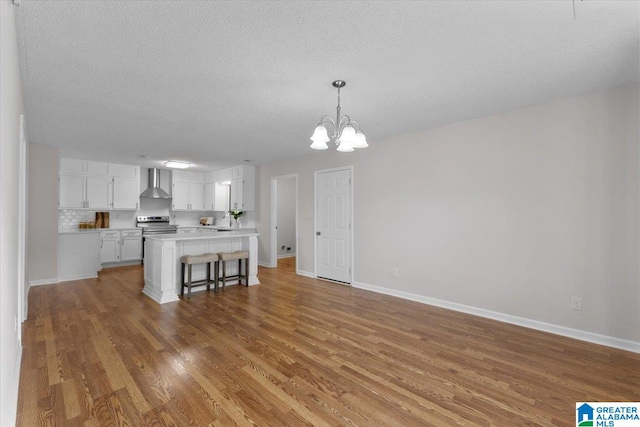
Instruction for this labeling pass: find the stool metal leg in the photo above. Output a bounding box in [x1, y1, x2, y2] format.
[187, 264, 193, 299]
[245, 257, 249, 286]
[206, 262, 211, 292]
[221, 260, 226, 291]
[181, 263, 185, 296]
[214, 261, 219, 292]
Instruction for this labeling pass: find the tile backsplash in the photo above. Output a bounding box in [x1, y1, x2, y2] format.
[58, 209, 96, 228]
[59, 208, 256, 229]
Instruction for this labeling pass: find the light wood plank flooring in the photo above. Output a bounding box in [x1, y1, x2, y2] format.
[17, 258, 640, 426]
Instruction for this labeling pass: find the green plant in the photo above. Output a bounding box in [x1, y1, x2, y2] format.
[230, 209, 244, 220]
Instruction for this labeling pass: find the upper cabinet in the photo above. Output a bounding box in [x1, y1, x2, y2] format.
[233, 165, 255, 211]
[112, 176, 139, 209]
[172, 171, 204, 211]
[58, 158, 140, 210]
[59, 158, 253, 213]
[210, 165, 255, 211]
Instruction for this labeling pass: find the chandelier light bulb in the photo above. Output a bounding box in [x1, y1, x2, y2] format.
[310, 125, 330, 150]
[340, 126, 357, 145]
[336, 140, 355, 152]
[352, 131, 369, 149]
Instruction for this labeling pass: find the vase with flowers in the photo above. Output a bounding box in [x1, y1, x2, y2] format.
[230, 208, 244, 228]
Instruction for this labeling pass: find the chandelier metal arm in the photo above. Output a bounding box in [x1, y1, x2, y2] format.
[318, 115, 336, 126]
[347, 119, 362, 132]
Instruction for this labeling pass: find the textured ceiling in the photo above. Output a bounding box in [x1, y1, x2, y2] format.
[14, 1, 639, 171]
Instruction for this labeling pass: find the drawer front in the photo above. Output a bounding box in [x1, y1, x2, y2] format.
[101, 231, 119, 238]
[121, 230, 142, 237]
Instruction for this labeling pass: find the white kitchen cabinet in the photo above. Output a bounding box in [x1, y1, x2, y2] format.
[213, 165, 255, 211]
[120, 229, 142, 261]
[112, 176, 140, 210]
[59, 174, 85, 208]
[189, 182, 204, 210]
[172, 176, 204, 211]
[59, 232, 101, 281]
[108, 163, 138, 178]
[59, 158, 140, 211]
[204, 181, 215, 211]
[86, 176, 111, 209]
[59, 174, 111, 209]
[60, 158, 85, 174]
[60, 158, 109, 176]
[230, 177, 244, 210]
[214, 181, 230, 212]
[172, 181, 190, 210]
[100, 231, 120, 263]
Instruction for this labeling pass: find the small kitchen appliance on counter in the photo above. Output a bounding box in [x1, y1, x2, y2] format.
[200, 217, 214, 226]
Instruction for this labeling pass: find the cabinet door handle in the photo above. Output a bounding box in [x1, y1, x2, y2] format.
[101, 240, 104, 248]
[316, 231, 321, 235]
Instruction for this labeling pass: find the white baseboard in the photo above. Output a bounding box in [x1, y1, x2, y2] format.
[352, 281, 640, 354]
[258, 261, 274, 268]
[277, 253, 296, 259]
[28, 277, 59, 287]
[57, 273, 98, 282]
[296, 269, 315, 279]
[101, 260, 142, 269]
[6, 343, 22, 427]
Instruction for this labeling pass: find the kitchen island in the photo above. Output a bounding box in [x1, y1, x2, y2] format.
[143, 230, 259, 304]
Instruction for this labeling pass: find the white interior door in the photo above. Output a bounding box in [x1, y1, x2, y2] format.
[316, 168, 352, 283]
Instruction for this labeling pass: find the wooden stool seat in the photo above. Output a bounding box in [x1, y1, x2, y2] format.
[180, 253, 219, 299]
[217, 250, 249, 290]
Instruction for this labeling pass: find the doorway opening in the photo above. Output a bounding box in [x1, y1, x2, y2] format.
[270, 174, 298, 271]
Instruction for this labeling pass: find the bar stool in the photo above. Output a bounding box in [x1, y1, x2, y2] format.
[180, 253, 219, 299]
[217, 250, 249, 290]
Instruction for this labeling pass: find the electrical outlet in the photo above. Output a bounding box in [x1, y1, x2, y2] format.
[571, 296, 583, 311]
[391, 268, 399, 278]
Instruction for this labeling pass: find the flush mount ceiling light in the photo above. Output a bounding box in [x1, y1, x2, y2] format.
[310, 80, 368, 152]
[164, 160, 191, 169]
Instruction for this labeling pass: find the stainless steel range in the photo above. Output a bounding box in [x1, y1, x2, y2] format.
[137, 216, 177, 263]
[136, 216, 178, 235]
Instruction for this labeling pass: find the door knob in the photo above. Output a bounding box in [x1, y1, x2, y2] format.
[316, 231, 321, 235]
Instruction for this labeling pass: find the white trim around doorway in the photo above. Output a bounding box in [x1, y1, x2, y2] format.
[313, 165, 354, 284]
[269, 174, 299, 271]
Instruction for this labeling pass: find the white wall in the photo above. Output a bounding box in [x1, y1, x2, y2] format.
[276, 177, 296, 256]
[27, 143, 58, 284]
[1, 2, 25, 424]
[256, 84, 640, 346]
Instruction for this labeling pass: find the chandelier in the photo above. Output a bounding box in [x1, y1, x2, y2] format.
[309, 80, 368, 152]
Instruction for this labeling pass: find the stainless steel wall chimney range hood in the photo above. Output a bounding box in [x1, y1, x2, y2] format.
[140, 168, 171, 199]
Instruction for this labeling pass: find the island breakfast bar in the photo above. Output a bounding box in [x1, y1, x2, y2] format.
[143, 230, 259, 304]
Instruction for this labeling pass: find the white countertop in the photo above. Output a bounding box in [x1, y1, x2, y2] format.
[146, 230, 258, 241]
[59, 227, 139, 234]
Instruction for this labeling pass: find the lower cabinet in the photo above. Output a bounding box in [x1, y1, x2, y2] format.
[100, 231, 120, 263]
[59, 232, 101, 281]
[120, 229, 142, 261]
[100, 229, 142, 264]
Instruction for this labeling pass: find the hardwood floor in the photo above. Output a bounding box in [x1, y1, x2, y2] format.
[17, 259, 640, 426]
